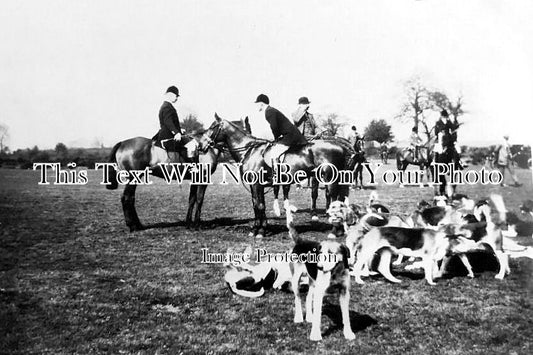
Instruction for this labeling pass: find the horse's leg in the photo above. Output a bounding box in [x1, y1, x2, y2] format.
[357, 166, 363, 188]
[193, 185, 208, 231]
[257, 184, 267, 238]
[250, 184, 267, 238]
[249, 186, 259, 237]
[282, 184, 291, 211]
[272, 185, 281, 217]
[121, 183, 143, 232]
[186, 185, 198, 229]
[311, 177, 319, 221]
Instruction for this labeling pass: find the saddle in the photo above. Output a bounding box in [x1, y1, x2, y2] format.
[152, 132, 199, 163]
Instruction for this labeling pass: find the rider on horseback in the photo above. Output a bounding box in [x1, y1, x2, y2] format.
[349, 126, 364, 153]
[434, 109, 459, 160]
[410, 126, 423, 162]
[255, 94, 308, 164]
[155, 86, 198, 162]
[291, 96, 317, 138]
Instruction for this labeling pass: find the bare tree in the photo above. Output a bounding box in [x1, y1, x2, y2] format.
[395, 77, 433, 140]
[318, 113, 345, 136]
[0, 123, 9, 153]
[429, 91, 465, 121]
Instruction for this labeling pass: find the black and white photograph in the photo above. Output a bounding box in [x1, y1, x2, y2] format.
[1, 1, 532, 354]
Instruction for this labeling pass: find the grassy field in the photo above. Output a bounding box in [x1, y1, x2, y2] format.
[1, 163, 532, 354]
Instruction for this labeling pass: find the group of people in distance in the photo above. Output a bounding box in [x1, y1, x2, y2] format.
[153, 85, 522, 187]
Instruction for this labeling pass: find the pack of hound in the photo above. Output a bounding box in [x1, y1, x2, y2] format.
[224, 191, 533, 341]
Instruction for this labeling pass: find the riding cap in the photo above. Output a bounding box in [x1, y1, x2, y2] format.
[352, 126, 357, 130]
[298, 97, 311, 105]
[440, 109, 449, 118]
[166, 86, 180, 97]
[255, 94, 269, 105]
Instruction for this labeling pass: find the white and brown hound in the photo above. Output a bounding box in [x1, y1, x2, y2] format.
[286, 205, 355, 341]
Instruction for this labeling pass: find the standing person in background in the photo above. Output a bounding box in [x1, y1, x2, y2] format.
[292, 96, 317, 138]
[496, 135, 522, 187]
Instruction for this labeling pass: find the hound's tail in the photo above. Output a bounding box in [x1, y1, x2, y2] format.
[285, 204, 300, 243]
[490, 194, 507, 223]
[106, 142, 121, 190]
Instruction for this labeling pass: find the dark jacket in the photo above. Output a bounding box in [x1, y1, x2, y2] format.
[265, 106, 307, 146]
[292, 109, 317, 136]
[435, 119, 457, 147]
[158, 101, 181, 141]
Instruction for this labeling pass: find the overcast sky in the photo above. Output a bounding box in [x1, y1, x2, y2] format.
[1, 0, 532, 149]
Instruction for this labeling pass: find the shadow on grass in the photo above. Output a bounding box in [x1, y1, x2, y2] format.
[321, 304, 377, 336]
[439, 252, 500, 278]
[139, 215, 334, 238]
[387, 252, 501, 282]
[265, 221, 333, 237]
[296, 208, 327, 215]
[142, 217, 256, 231]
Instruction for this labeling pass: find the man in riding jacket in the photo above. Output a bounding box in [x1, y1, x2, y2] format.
[434, 109, 459, 157]
[291, 96, 317, 138]
[157, 86, 197, 159]
[255, 94, 308, 164]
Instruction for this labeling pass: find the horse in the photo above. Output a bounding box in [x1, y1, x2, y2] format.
[395, 136, 436, 185]
[272, 135, 356, 220]
[349, 150, 366, 189]
[199, 114, 351, 238]
[433, 141, 462, 196]
[106, 135, 221, 232]
[233, 119, 355, 221]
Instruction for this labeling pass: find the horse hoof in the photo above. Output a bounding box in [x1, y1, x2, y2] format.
[311, 215, 319, 222]
[256, 234, 264, 239]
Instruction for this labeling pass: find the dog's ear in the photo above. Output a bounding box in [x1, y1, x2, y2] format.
[417, 200, 430, 210]
[349, 204, 364, 218]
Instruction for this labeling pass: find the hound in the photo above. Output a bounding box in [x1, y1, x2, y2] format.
[351, 224, 456, 285]
[287, 205, 355, 341]
[436, 194, 511, 280]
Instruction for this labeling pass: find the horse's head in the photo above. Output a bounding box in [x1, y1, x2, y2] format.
[199, 113, 251, 153]
[199, 113, 224, 153]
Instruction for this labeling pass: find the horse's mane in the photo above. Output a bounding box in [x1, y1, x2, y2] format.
[224, 119, 270, 143]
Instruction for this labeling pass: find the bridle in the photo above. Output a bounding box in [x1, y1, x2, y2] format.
[202, 120, 266, 155]
[202, 121, 224, 153]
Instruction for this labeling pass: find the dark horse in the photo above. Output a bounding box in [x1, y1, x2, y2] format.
[271, 135, 355, 220]
[200, 114, 351, 238]
[433, 141, 462, 196]
[106, 135, 221, 231]
[395, 136, 436, 186]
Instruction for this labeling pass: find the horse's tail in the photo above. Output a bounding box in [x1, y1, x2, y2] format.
[106, 142, 121, 190]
